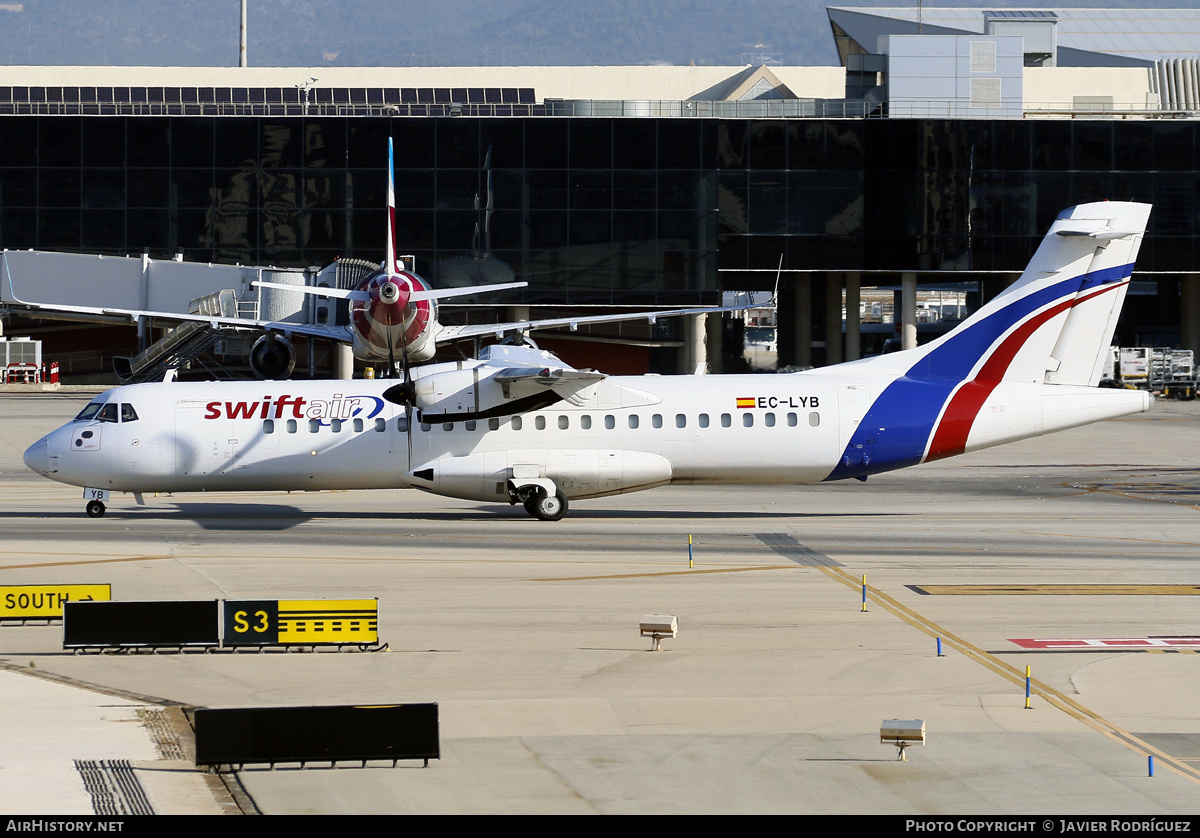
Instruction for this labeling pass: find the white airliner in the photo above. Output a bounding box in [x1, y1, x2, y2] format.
[23, 201, 1152, 521]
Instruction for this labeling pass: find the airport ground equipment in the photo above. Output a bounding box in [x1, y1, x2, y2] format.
[193, 703, 440, 770]
[0, 336, 41, 383]
[1110, 346, 1196, 398]
[640, 614, 678, 651]
[880, 719, 925, 761]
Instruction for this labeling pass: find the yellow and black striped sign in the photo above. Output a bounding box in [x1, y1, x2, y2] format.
[223, 599, 378, 645]
[2, 584, 111, 619]
[278, 599, 378, 644]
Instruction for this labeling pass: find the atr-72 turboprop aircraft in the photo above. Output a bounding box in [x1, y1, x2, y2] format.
[24, 201, 1152, 521]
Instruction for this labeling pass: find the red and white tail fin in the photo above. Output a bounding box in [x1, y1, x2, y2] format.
[386, 137, 398, 274]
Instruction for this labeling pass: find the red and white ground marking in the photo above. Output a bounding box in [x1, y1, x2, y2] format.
[1010, 636, 1200, 650]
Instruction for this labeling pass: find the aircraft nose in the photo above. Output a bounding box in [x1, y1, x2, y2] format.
[23, 436, 49, 475]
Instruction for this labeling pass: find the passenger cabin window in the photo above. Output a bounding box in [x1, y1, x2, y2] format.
[466, 420, 477, 432]
[676, 414, 686, 428]
[809, 411, 820, 427]
[581, 415, 592, 430]
[309, 419, 320, 433]
[628, 415, 639, 429]
[721, 413, 732, 428]
[120, 404, 138, 423]
[488, 418, 500, 431]
[787, 413, 798, 427]
[397, 416, 409, 433]
[263, 419, 275, 434]
[287, 419, 298, 433]
[512, 416, 523, 431]
[374, 418, 386, 432]
[652, 414, 662, 429]
[331, 419, 342, 433]
[558, 416, 569, 430]
[765, 413, 776, 427]
[699, 413, 710, 428]
[742, 413, 754, 427]
[535, 416, 546, 430]
[353, 418, 364, 432]
[604, 415, 615, 429]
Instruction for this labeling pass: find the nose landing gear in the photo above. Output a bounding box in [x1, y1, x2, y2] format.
[83, 488, 109, 518]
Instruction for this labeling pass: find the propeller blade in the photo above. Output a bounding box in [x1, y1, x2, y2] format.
[401, 328, 413, 465]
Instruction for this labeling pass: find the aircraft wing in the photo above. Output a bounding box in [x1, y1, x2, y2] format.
[435, 303, 755, 343]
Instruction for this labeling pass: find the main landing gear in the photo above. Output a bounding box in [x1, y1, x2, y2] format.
[522, 489, 569, 522]
[86, 500, 106, 518]
[509, 476, 569, 521]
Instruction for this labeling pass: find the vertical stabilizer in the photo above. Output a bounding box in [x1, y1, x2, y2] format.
[1040, 204, 1150, 386]
[823, 201, 1151, 481]
[386, 137, 398, 274]
[904, 202, 1150, 388]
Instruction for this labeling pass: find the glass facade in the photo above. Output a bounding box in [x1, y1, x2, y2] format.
[0, 116, 1197, 309]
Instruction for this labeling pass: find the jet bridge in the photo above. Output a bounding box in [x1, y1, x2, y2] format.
[0, 249, 315, 380]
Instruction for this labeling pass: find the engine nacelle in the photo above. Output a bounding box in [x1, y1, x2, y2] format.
[409, 449, 673, 502]
[249, 334, 296, 379]
[414, 366, 515, 420]
[409, 348, 605, 422]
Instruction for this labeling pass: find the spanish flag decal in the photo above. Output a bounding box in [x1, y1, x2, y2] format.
[736, 397, 755, 409]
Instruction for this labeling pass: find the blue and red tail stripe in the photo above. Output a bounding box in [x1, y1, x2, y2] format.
[824, 262, 1134, 482]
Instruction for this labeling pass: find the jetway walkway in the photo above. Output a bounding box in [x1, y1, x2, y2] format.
[1, 249, 316, 382]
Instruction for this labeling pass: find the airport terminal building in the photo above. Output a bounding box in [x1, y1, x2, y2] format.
[2, 6, 1200, 377]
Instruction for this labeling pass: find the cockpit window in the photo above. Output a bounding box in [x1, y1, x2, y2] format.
[74, 402, 103, 422]
[120, 404, 139, 423]
[97, 403, 119, 423]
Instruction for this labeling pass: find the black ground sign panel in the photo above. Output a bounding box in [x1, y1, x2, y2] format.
[63, 600, 219, 648]
[194, 703, 439, 767]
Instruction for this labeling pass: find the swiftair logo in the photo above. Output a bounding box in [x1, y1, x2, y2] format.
[204, 394, 385, 421]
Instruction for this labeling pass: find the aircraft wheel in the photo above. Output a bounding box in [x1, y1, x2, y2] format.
[527, 490, 568, 522]
[85, 500, 106, 518]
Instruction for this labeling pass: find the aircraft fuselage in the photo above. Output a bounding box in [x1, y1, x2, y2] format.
[23, 369, 1149, 505]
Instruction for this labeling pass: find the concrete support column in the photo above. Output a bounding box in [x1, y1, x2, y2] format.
[335, 343, 354, 380]
[844, 272, 861, 361]
[1181, 275, 1200, 357]
[824, 274, 843, 366]
[705, 310, 723, 374]
[679, 313, 707, 374]
[793, 277, 812, 368]
[901, 272, 918, 351]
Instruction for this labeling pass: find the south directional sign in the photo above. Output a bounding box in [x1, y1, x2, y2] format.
[1, 584, 111, 620]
